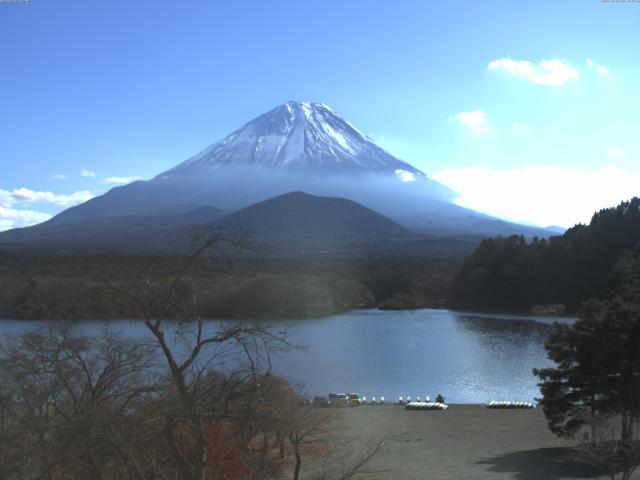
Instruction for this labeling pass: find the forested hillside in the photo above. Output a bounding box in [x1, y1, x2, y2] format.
[450, 198, 640, 311]
[0, 254, 459, 320]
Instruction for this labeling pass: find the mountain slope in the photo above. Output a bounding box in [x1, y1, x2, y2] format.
[210, 192, 483, 257]
[0, 207, 224, 252]
[0, 191, 483, 257]
[165, 102, 427, 176]
[214, 191, 412, 238]
[1, 101, 555, 248]
[48, 101, 457, 227]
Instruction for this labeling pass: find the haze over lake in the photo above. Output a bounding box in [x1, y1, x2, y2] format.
[0, 309, 574, 403]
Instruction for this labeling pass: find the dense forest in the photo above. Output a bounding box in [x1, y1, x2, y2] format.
[450, 197, 640, 312]
[0, 253, 460, 320]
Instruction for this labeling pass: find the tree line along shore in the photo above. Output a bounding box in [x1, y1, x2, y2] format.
[0, 254, 458, 320]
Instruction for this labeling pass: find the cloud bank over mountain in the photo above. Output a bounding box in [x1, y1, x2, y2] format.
[432, 165, 640, 227]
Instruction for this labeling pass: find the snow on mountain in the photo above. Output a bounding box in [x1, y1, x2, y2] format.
[162, 101, 425, 177]
[16, 101, 554, 240]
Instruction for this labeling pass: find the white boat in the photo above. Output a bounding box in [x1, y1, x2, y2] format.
[405, 401, 448, 411]
[486, 400, 535, 409]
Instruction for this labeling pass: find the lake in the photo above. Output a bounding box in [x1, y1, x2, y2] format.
[0, 308, 574, 404]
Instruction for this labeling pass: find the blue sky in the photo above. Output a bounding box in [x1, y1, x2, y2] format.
[1, 0, 639, 230]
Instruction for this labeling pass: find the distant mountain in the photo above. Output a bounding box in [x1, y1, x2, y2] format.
[545, 225, 567, 234]
[217, 192, 490, 257]
[0, 101, 555, 252]
[47, 101, 457, 226]
[165, 102, 428, 176]
[0, 191, 482, 257]
[215, 191, 411, 238]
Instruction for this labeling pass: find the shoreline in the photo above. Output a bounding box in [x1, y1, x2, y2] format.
[0, 305, 579, 322]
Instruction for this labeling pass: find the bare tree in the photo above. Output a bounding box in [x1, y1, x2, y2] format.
[122, 232, 293, 480]
[288, 406, 335, 480]
[0, 374, 23, 479]
[0, 324, 158, 480]
[313, 433, 398, 480]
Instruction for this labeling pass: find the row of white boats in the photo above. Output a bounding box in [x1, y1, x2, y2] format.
[405, 401, 449, 410]
[485, 401, 536, 409]
[357, 396, 441, 406]
[360, 396, 450, 410]
[347, 396, 535, 410]
[397, 396, 434, 404]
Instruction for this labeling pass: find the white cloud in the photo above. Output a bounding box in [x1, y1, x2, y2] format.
[48, 174, 68, 180]
[0, 188, 94, 208]
[104, 176, 141, 185]
[0, 190, 12, 207]
[607, 146, 625, 157]
[431, 165, 640, 228]
[81, 168, 96, 178]
[0, 206, 51, 231]
[511, 121, 534, 134]
[450, 111, 489, 136]
[0, 187, 94, 230]
[488, 58, 580, 86]
[586, 58, 610, 76]
[394, 169, 417, 183]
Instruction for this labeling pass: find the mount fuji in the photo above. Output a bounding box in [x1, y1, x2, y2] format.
[166, 101, 429, 176]
[0, 101, 553, 254]
[48, 101, 457, 223]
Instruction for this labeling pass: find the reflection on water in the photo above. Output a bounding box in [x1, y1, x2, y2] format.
[455, 315, 552, 345]
[0, 309, 575, 404]
[270, 309, 575, 403]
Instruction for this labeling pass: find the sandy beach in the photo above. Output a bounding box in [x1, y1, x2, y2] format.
[308, 404, 619, 480]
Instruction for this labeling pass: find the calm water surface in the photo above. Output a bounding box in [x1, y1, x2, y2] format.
[0, 309, 574, 403]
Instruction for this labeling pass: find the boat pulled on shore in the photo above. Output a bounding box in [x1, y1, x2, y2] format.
[485, 401, 535, 409]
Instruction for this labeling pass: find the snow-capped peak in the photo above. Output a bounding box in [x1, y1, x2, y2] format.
[164, 101, 425, 177]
